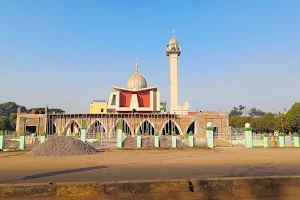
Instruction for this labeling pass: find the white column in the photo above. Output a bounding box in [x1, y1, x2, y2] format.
[169, 53, 179, 112]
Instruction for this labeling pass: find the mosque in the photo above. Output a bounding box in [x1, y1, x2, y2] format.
[90, 30, 189, 115]
[16, 31, 230, 137]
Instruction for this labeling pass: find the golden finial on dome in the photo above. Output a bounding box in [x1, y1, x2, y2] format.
[135, 58, 139, 72]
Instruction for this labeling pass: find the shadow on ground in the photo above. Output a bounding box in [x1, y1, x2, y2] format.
[0, 165, 107, 183]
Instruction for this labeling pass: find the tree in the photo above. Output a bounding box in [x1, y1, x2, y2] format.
[229, 105, 245, 117]
[285, 102, 300, 132]
[9, 113, 17, 131]
[0, 102, 26, 116]
[248, 107, 266, 118]
[0, 116, 10, 131]
[229, 116, 251, 128]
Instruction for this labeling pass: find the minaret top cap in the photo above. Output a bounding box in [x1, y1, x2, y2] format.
[166, 28, 181, 56]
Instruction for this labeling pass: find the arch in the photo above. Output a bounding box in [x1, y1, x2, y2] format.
[160, 119, 182, 135]
[63, 120, 81, 136]
[109, 118, 133, 138]
[87, 119, 107, 134]
[185, 121, 196, 134]
[135, 119, 155, 135]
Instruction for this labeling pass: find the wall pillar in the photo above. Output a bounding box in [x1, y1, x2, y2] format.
[41, 133, 46, 143]
[189, 132, 194, 147]
[0, 131, 4, 150]
[172, 132, 177, 148]
[137, 134, 142, 148]
[206, 122, 214, 148]
[117, 120, 123, 148]
[19, 133, 25, 150]
[154, 133, 159, 148]
[244, 123, 253, 148]
[81, 120, 86, 142]
[279, 133, 285, 147]
[294, 134, 299, 147]
[263, 134, 268, 148]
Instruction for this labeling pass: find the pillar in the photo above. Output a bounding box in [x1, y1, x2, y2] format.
[189, 132, 194, 148]
[137, 133, 142, 148]
[244, 123, 253, 148]
[0, 131, 4, 150]
[206, 122, 214, 148]
[279, 133, 285, 147]
[154, 133, 159, 148]
[117, 120, 123, 148]
[81, 120, 86, 142]
[41, 133, 46, 143]
[172, 132, 177, 148]
[294, 133, 299, 147]
[19, 133, 25, 150]
[263, 134, 268, 148]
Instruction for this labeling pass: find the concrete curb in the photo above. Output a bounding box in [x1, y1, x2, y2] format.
[1, 177, 300, 199]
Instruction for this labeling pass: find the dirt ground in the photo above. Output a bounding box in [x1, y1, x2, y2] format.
[1, 148, 300, 184]
[1, 148, 300, 170]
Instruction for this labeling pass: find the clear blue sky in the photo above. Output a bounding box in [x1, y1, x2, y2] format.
[1, 0, 299, 113]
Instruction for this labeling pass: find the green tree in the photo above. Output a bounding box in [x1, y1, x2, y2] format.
[229, 116, 251, 128]
[285, 102, 300, 132]
[0, 102, 26, 116]
[229, 105, 245, 117]
[9, 113, 17, 131]
[248, 107, 266, 118]
[0, 116, 10, 131]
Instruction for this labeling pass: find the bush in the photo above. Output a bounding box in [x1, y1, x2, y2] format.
[125, 133, 129, 137]
[171, 132, 177, 136]
[206, 127, 214, 131]
[0, 131, 3, 135]
[185, 133, 189, 138]
[20, 133, 25, 136]
[117, 119, 123, 129]
[279, 132, 285, 136]
[74, 133, 79, 138]
[264, 133, 268, 137]
[165, 133, 169, 136]
[41, 133, 46, 136]
[54, 133, 58, 136]
[61, 132, 66, 136]
[294, 133, 299, 137]
[144, 132, 149, 136]
[137, 132, 141, 136]
[189, 131, 194, 136]
[12, 132, 17, 138]
[244, 127, 253, 131]
[155, 132, 159, 136]
[81, 120, 87, 129]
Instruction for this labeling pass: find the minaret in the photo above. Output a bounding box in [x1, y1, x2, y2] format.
[166, 29, 189, 114]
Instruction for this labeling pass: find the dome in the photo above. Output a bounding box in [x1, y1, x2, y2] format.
[168, 37, 179, 45]
[166, 29, 181, 55]
[127, 60, 147, 90]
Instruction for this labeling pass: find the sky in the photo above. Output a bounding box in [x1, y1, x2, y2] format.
[0, 0, 299, 113]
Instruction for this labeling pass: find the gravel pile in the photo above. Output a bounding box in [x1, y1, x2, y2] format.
[26, 136, 100, 156]
[142, 137, 154, 148]
[122, 137, 136, 148]
[122, 136, 185, 148]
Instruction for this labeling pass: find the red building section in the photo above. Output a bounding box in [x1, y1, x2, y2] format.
[119, 90, 150, 108]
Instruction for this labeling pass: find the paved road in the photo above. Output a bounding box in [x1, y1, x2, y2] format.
[1, 163, 300, 184]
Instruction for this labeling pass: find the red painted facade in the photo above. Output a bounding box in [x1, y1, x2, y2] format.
[119, 90, 151, 108]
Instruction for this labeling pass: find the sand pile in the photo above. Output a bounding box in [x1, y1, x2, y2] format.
[26, 136, 100, 156]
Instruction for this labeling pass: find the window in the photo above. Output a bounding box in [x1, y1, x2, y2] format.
[101, 108, 104, 112]
[111, 95, 116, 105]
